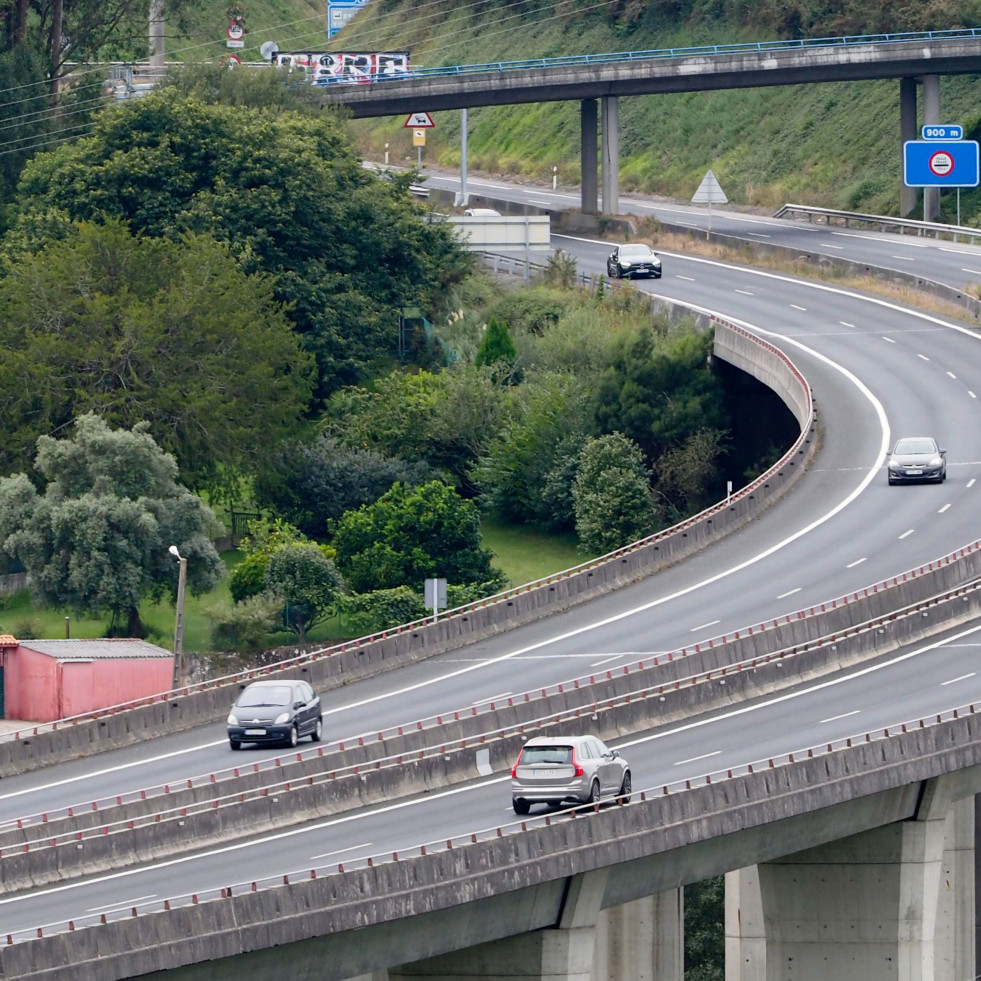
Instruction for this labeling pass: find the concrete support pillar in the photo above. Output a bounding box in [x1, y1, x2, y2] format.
[922, 74, 941, 222]
[593, 889, 683, 981]
[391, 871, 608, 981]
[726, 777, 974, 981]
[900, 77, 918, 217]
[581, 99, 599, 215]
[601, 96, 620, 217]
[936, 796, 975, 981]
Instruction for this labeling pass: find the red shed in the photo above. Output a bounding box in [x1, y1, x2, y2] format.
[0, 637, 174, 723]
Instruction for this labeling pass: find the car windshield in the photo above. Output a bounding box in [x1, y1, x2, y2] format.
[619, 245, 653, 257]
[894, 439, 936, 454]
[520, 745, 573, 765]
[237, 685, 292, 708]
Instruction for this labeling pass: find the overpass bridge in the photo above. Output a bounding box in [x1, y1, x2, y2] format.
[321, 30, 981, 221]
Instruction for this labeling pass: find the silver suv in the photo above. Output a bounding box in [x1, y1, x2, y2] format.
[510, 735, 631, 814]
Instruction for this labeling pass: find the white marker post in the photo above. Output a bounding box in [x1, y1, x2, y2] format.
[425, 577, 447, 623]
[691, 169, 728, 237]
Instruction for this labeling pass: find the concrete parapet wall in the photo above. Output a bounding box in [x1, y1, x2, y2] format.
[10, 713, 981, 981]
[0, 323, 817, 780]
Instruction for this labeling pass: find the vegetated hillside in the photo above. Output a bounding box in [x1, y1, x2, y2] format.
[301, 0, 981, 220]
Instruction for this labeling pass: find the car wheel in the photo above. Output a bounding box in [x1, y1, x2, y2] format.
[286, 725, 299, 748]
[585, 779, 601, 805]
[618, 771, 632, 803]
[311, 717, 323, 743]
[547, 800, 561, 808]
[513, 798, 530, 815]
[229, 739, 241, 751]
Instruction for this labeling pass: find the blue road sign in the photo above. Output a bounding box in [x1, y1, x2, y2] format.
[904, 140, 979, 187]
[921, 124, 963, 140]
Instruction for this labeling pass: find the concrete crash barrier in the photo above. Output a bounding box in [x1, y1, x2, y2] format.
[5, 576, 981, 893]
[0, 322, 820, 779]
[6, 709, 981, 981]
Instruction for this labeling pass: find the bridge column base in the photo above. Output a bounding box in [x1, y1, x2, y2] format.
[594, 889, 683, 981]
[725, 778, 974, 981]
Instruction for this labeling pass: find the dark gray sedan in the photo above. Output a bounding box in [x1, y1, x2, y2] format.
[227, 679, 323, 750]
[886, 436, 947, 484]
[510, 734, 631, 814]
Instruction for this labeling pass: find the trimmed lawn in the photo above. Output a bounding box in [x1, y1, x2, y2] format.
[481, 519, 592, 588]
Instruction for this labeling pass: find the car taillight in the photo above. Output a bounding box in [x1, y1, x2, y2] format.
[572, 750, 584, 778]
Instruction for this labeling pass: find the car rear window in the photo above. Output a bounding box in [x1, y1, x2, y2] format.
[520, 745, 573, 765]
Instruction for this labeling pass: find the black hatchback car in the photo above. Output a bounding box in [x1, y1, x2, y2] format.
[226, 679, 322, 750]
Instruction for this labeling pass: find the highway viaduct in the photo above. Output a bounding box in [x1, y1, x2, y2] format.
[5, 311, 981, 979]
[321, 31, 981, 222]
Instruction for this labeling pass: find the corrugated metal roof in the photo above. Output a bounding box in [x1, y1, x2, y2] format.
[17, 639, 173, 660]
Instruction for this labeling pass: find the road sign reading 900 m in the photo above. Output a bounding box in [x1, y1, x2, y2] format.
[904, 140, 980, 188]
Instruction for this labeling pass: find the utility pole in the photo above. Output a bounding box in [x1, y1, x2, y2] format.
[149, 0, 166, 69]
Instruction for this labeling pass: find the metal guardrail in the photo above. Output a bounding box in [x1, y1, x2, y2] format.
[773, 203, 981, 244]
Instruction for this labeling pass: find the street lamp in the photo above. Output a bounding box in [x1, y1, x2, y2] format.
[168, 545, 187, 688]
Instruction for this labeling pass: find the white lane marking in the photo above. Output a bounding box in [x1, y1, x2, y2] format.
[88, 895, 156, 913]
[690, 620, 721, 633]
[777, 588, 801, 599]
[898, 529, 915, 539]
[970, 392, 977, 400]
[591, 653, 627, 666]
[819, 710, 859, 724]
[917, 354, 930, 361]
[890, 255, 916, 262]
[475, 692, 511, 705]
[969, 479, 977, 488]
[790, 303, 807, 311]
[747, 232, 771, 238]
[948, 371, 957, 379]
[840, 321, 856, 328]
[831, 230, 929, 245]
[310, 843, 372, 861]
[941, 673, 976, 686]
[676, 274, 696, 281]
[821, 243, 844, 249]
[846, 557, 867, 568]
[882, 336, 896, 343]
[23, 621, 981, 914]
[939, 504, 951, 513]
[735, 289, 754, 295]
[941, 245, 981, 255]
[961, 268, 981, 275]
[674, 751, 721, 766]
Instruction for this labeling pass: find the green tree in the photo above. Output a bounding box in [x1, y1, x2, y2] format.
[592, 327, 727, 464]
[255, 436, 437, 539]
[475, 316, 520, 383]
[330, 480, 506, 594]
[655, 427, 728, 519]
[228, 521, 309, 605]
[572, 433, 659, 554]
[0, 220, 314, 490]
[10, 88, 473, 398]
[265, 543, 345, 644]
[473, 371, 593, 526]
[0, 414, 222, 636]
[324, 366, 509, 493]
[685, 877, 725, 981]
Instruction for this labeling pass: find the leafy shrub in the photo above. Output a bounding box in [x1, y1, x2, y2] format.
[207, 594, 281, 653]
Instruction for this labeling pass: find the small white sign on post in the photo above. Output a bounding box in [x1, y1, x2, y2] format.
[691, 169, 728, 235]
[425, 577, 447, 622]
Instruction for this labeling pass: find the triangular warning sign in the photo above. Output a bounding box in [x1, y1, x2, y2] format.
[691, 169, 728, 204]
[404, 112, 435, 128]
